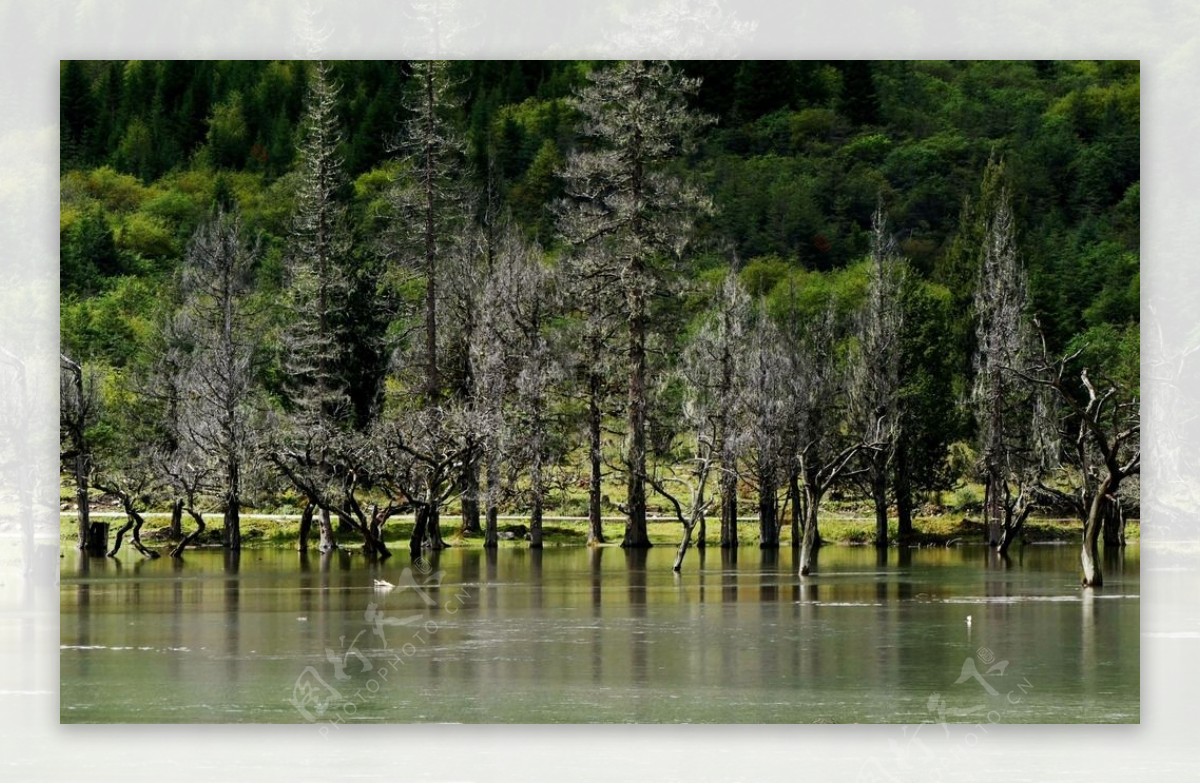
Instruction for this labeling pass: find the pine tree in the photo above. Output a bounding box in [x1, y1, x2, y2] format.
[282, 61, 353, 426]
[274, 61, 357, 554]
[381, 60, 471, 550]
[556, 60, 712, 548]
[387, 60, 469, 405]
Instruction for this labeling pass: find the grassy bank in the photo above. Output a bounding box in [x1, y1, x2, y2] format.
[59, 510, 1138, 550]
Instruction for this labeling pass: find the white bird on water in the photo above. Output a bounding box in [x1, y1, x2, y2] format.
[966, 615, 973, 627]
[373, 578, 395, 590]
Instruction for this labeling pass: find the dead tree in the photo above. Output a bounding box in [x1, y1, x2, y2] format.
[378, 61, 475, 546]
[656, 308, 748, 568]
[681, 270, 752, 549]
[788, 306, 875, 576]
[141, 311, 214, 558]
[469, 228, 562, 547]
[971, 187, 1050, 554]
[369, 410, 467, 553]
[732, 303, 791, 549]
[85, 365, 162, 559]
[271, 424, 397, 559]
[849, 204, 907, 547]
[94, 478, 159, 559]
[177, 209, 263, 552]
[59, 354, 97, 550]
[643, 428, 717, 573]
[1018, 331, 1140, 586]
[470, 285, 513, 549]
[441, 228, 488, 537]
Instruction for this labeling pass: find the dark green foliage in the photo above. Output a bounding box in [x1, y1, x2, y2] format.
[60, 60, 94, 170]
[58, 60, 1139, 518]
[61, 208, 123, 295]
[898, 280, 964, 496]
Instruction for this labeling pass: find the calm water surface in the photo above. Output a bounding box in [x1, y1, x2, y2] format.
[60, 543, 1139, 723]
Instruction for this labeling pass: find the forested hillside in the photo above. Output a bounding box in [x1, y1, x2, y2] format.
[59, 60, 1139, 583]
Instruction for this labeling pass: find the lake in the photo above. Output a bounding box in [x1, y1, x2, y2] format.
[59, 542, 1139, 724]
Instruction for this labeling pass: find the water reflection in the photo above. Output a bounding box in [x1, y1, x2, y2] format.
[758, 549, 781, 683]
[1103, 544, 1126, 579]
[760, 548, 780, 603]
[224, 550, 240, 686]
[587, 547, 604, 683]
[897, 547, 913, 601]
[625, 549, 650, 686]
[720, 547, 737, 603]
[588, 547, 603, 611]
[58, 543, 1140, 724]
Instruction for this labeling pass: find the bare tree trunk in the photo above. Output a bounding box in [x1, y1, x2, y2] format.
[460, 443, 482, 536]
[1102, 496, 1125, 547]
[1081, 521, 1102, 587]
[799, 486, 823, 576]
[696, 513, 706, 550]
[368, 504, 384, 545]
[871, 464, 888, 547]
[530, 459, 544, 549]
[673, 519, 696, 573]
[317, 506, 337, 553]
[223, 459, 241, 551]
[224, 501, 241, 551]
[484, 505, 498, 548]
[895, 444, 913, 544]
[587, 378, 605, 546]
[530, 391, 546, 548]
[1081, 478, 1113, 587]
[997, 504, 1031, 558]
[623, 297, 651, 548]
[983, 469, 1004, 546]
[132, 517, 149, 557]
[719, 464, 738, 548]
[64, 357, 92, 551]
[996, 521, 1017, 556]
[758, 478, 778, 549]
[298, 502, 314, 550]
[427, 505, 446, 550]
[108, 517, 133, 558]
[340, 503, 391, 559]
[484, 459, 499, 549]
[74, 468, 91, 551]
[410, 506, 428, 552]
[108, 498, 157, 559]
[169, 499, 183, 539]
[788, 471, 801, 547]
[169, 508, 206, 558]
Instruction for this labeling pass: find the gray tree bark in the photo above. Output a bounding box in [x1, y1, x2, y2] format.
[871, 466, 889, 547]
[169, 507, 206, 558]
[586, 377, 606, 546]
[318, 507, 337, 553]
[298, 502, 314, 550]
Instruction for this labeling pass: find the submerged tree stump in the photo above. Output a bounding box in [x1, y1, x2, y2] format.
[84, 522, 108, 555]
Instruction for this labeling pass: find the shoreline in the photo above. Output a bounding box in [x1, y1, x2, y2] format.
[58, 512, 1139, 551]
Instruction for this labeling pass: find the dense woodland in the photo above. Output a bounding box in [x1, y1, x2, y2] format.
[58, 60, 1139, 584]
